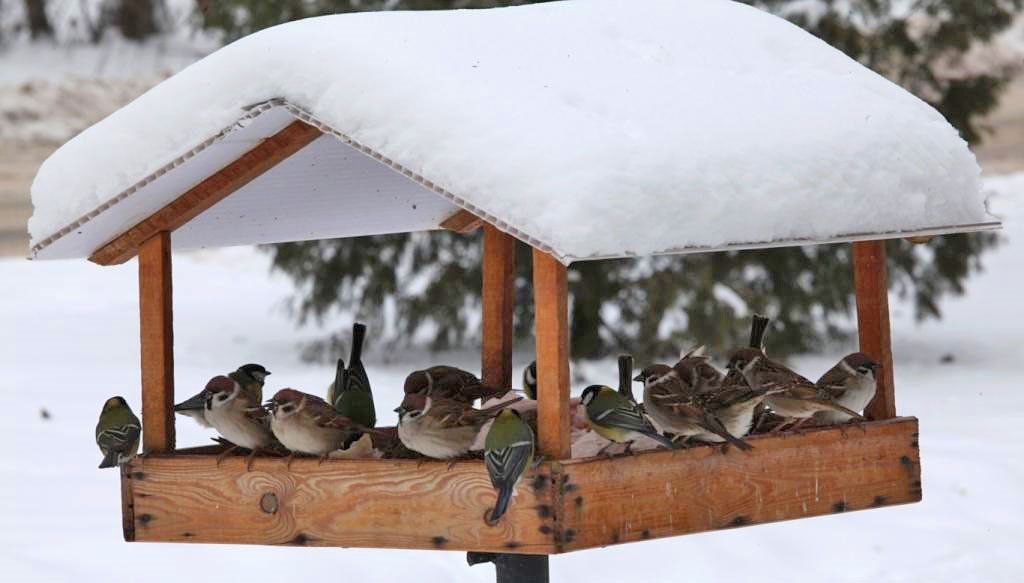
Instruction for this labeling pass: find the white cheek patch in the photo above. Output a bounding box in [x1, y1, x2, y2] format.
[840, 360, 858, 376]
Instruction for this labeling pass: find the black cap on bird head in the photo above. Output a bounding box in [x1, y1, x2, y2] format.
[581, 385, 608, 405]
[237, 363, 270, 378]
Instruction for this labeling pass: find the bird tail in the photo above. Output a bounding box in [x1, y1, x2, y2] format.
[478, 397, 524, 416]
[749, 314, 771, 350]
[99, 450, 121, 469]
[349, 322, 366, 365]
[812, 400, 866, 420]
[617, 354, 635, 401]
[490, 484, 515, 523]
[643, 430, 679, 450]
[700, 416, 754, 452]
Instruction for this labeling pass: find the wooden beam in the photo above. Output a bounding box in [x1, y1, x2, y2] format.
[532, 249, 571, 460]
[139, 232, 175, 452]
[853, 240, 897, 420]
[123, 456, 558, 553]
[440, 209, 484, 234]
[90, 120, 322, 266]
[481, 225, 516, 389]
[558, 417, 921, 552]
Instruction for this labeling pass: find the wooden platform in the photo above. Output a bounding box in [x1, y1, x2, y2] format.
[121, 417, 920, 554]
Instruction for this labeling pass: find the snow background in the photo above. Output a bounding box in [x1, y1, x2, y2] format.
[1, 172, 1021, 581]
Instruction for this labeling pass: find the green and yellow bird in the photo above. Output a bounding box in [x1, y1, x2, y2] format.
[484, 409, 535, 523]
[580, 385, 677, 455]
[521, 361, 537, 400]
[95, 396, 141, 469]
[327, 323, 376, 448]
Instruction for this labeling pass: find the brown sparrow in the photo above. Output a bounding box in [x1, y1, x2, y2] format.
[203, 375, 275, 468]
[815, 352, 881, 423]
[395, 393, 521, 461]
[404, 365, 508, 404]
[265, 388, 361, 462]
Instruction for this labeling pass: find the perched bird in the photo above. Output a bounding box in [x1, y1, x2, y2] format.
[174, 363, 271, 428]
[728, 347, 864, 431]
[96, 396, 140, 469]
[633, 347, 722, 399]
[265, 388, 361, 464]
[404, 365, 507, 404]
[202, 375, 275, 468]
[580, 385, 677, 455]
[522, 361, 537, 400]
[395, 393, 520, 461]
[814, 352, 881, 424]
[327, 323, 376, 445]
[640, 368, 755, 452]
[484, 409, 535, 523]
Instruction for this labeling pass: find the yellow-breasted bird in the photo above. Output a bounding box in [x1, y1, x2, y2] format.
[484, 409, 535, 523]
[96, 396, 140, 469]
[327, 323, 376, 446]
[580, 385, 677, 455]
[175, 363, 270, 427]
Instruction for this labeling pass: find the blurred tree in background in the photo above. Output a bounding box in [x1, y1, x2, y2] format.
[192, 0, 1018, 360]
[1, 0, 167, 44]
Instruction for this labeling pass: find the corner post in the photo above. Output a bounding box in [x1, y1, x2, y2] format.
[532, 249, 571, 459]
[481, 225, 516, 388]
[852, 240, 896, 420]
[139, 231, 175, 452]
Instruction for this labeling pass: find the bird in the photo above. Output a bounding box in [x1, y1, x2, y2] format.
[395, 393, 520, 462]
[201, 375, 275, 469]
[265, 388, 362, 465]
[639, 368, 755, 451]
[633, 347, 722, 399]
[580, 385, 677, 456]
[96, 396, 140, 469]
[484, 409, 535, 523]
[522, 361, 537, 400]
[174, 363, 271, 428]
[404, 365, 508, 404]
[814, 352, 881, 424]
[728, 347, 865, 432]
[327, 323, 376, 446]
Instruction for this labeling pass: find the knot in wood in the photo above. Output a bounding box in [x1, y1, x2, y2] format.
[260, 492, 279, 514]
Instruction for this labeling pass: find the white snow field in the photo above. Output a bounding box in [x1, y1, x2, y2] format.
[29, 0, 992, 263]
[0, 172, 1021, 581]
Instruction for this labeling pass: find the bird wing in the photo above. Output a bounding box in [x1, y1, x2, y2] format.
[97, 423, 141, 452]
[485, 439, 534, 490]
[815, 366, 850, 400]
[593, 400, 657, 435]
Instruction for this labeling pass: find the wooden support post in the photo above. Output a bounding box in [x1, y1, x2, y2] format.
[853, 240, 896, 420]
[139, 232, 175, 452]
[532, 249, 571, 459]
[481, 226, 516, 389]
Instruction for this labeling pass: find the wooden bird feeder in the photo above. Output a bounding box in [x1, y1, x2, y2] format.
[27, 1, 999, 577]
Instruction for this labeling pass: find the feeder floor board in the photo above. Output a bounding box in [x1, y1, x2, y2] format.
[120, 417, 920, 554]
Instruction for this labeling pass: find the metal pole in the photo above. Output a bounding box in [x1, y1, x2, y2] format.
[467, 552, 550, 583]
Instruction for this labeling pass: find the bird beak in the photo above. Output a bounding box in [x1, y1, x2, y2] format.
[393, 406, 404, 414]
[173, 393, 206, 412]
[264, 371, 272, 376]
[632, 373, 644, 382]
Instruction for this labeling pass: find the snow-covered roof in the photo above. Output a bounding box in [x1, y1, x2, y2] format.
[28, 0, 997, 264]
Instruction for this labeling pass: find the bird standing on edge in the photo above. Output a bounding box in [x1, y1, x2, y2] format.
[201, 375, 275, 469]
[395, 393, 521, 462]
[328, 323, 376, 447]
[580, 385, 677, 456]
[96, 396, 140, 469]
[265, 388, 362, 465]
[174, 363, 271, 428]
[814, 352, 881, 424]
[484, 409, 535, 523]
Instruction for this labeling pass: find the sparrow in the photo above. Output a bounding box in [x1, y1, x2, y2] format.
[202, 375, 275, 468]
[814, 352, 881, 424]
[633, 347, 722, 398]
[404, 365, 508, 404]
[638, 369, 755, 451]
[579, 385, 677, 455]
[174, 363, 271, 428]
[265, 388, 362, 463]
[96, 396, 141, 469]
[484, 409, 535, 523]
[395, 393, 521, 461]
[728, 347, 864, 431]
[327, 323, 376, 445]
[522, 361, 537, 400]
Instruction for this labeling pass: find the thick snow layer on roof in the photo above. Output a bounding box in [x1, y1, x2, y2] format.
[29, 0, 993, 262]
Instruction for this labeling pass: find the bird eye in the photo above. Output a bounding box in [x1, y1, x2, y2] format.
[408, 411, 422, 419]
[281, 405, 294, 413]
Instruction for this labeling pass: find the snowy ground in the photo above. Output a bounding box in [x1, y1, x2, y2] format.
[0, 173, 1022, 581]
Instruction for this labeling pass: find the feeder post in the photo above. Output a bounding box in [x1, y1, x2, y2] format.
[532, 249, 571, 459]
[481, 225, 516, 388]
[853, 240, 896, 420]
[138, 231, 175, 452]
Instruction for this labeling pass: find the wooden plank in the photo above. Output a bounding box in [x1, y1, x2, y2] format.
[557, 417, 921, 553]
[90, 120, 322, 266]
[139, 232, 175, 452]
[124, 456, 559, 554]
[532, 250, 571, 460]
[853, 240, 897, 420]
[481, 225, 516, 389]
[120, 464, 136, 542]
[440, 209, 484, 234]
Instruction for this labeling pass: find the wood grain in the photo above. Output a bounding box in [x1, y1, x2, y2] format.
[532, 250, 571, 460]
[557, 417, 921, 552]
[853, 240, 897, 419]
[440, 209, 484, 234]
[124, 456, 558, 553]
[90, 121, 321, 266]
[138, 232, 174, 452]
[481, 225, 516, 390]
